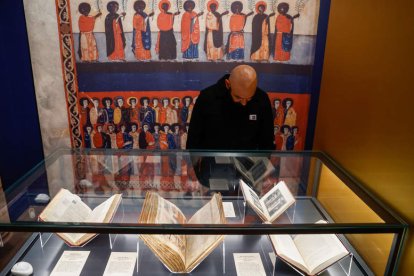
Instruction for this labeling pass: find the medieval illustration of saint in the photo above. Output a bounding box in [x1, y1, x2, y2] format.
[83, 125, 93, 148]
[129, 123, 140, 148]
[204, 0, 228, 61]
[181, 0, 203, 59]
[156, 0, 180, 60]
[107, 123, 118, 149]
[152, 98, 160, 123]
[272, 98, 284, 127]
[114, 96, 128, 126]
[79, 97, 91, 129]
[291, 126, 303, 150]
[279, 124, 291, 151]
[89, 97, 101, 126]
[132, 0, 154, 60]
[93, 124, 111, 148]
[171, 97, 181, 124]
[180, 96, 193, 124]
[102, 97, 114, 125]
[127, 97, 140, 127]
[105, 1, 126, 61]
[139, 123, 155, 149]
[250, 1, 274, 61]
[225, 1, 253, 60]
[139, 97, 155, 128]
[282, 97, 297, 127]
[116, 124, 133, 149]
[78, 3, 101, 62]
[274, 2, 299, 62]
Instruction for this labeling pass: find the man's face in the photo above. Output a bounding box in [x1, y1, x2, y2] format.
[143, 99, 148, 106]
[86, 126, 92, 133]
[117, 99, 123, 107]
[185, 98, 191, 106]
[108, 125, 114, 132]
[93, 99, 99, 107]
[153, 99, 158, 106]
[121, 125, 126, 132]
[154, 125, 159, 132]
[274, 100, 280, 109]
[274, 126, 279, 134]
[163, 99, 169, 106]
[82, 100, 88, 107]
[97, 125, 102, 132]
[164, 126, 169, 132]
[131, 125, 137, 132]
[143, 125, 149, 131]
[131, 100, 136, 107]
[105, 99, 111, 107]
[286, 100, 292, 108]
[225, 78, 256, 106]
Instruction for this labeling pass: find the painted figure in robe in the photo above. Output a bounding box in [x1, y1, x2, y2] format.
[204, 0, 228, 61]
[250, 1, 274, 61]
[78, 3, 101, 62]
[156, 0, 180, 60]
[181, 0, 203, 59]
[132, 0, 154, 60]
[225, 1, 253, 60]
[274, 2, 299, 62]
[105, 1, 126, 61]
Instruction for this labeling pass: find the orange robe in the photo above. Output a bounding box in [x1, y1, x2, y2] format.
[159, 106, 167, 124]
[108, 20, 125, 60]
[133, 14, 151, 60]
[228, 14, 245, 53]
[284, 107, 297, 127]
[181, 11, 200, 53]
[205, 12, 223, 60]
[156, 12, 174, 54]
[93, 131, 103, 148]
[159, 132, 169, 150]
[130, 131, 139, 149]
[273, 107, 284, 127]
[145, 131, 156, 149]
[275, 134, 283, 150]
[78, 15, 98, 61]
[274, 14, 292, 61]
[294, 134, 303, 150]
[251, 19, 269, 61]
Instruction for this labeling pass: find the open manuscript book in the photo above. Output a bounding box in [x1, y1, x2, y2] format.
[269, 221, 350, 275]
[39, 189, 122, 246]
[240, 180, 295, 222]
[138, 192, 226, 273]
[233, 157, 275, 186]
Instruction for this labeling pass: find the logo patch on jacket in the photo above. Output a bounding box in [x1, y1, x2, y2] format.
[249, 114, 257, 121]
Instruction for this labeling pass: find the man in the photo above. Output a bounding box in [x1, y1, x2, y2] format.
[187, 65, 274, 150]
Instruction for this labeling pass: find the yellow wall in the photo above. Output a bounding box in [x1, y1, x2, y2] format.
[313, 0, 414, 275]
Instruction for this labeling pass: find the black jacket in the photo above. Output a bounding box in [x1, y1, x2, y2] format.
[187, 75, 274, 150]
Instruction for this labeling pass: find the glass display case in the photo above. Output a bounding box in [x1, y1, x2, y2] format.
[0, 149, 408, 275]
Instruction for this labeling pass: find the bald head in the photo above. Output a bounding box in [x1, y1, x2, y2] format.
[226, 65, 258, 106]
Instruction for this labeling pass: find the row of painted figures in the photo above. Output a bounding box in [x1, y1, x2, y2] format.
[78, 0, 299, 61]
[80, 95, 302, 150]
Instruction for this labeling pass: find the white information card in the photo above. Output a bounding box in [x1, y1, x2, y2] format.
[233, 253, 267, 276]
[103, 252, 137, 276]
[50, 251, 90, 276]
[223, 202, 236, 218]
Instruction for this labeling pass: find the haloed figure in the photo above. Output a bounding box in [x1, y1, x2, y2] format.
[181, 0, 203, 59]
[204, 0, 228, 60]
[132, 0, 154, 60]
[225, 1, 253, 60]
[274, 2, 299, 62]
[250, 1, 274, 61]
[78, 3, 101, 62]
[105, 1, 126, 61]
[156, 0, 180, 60]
